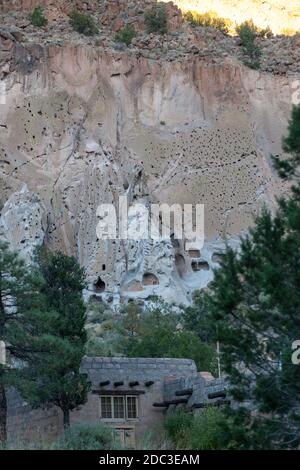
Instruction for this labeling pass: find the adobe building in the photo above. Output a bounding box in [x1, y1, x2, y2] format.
[7, 357, 228, 448]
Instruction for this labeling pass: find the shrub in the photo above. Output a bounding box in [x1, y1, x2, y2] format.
[165, 408, 228, 450]
[258, 26, 273, 38]
[28, 6, 48, 28]
[187, 408, 227, 450]
[144, 3, 167, 35]
[236, 20, 262, 69]
[115, 24, 136, 46]
[69, 10, 98, 36]
[51, 423, 120, 450]
[236, 19, 258, 42]
[164, 411, 193, 448]
[121, 301, 218, 375]
[184, 10, 232, 35]
[0, 440, 47, 450]
[85, 299, 123, 357]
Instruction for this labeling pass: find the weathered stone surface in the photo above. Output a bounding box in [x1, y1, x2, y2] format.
[0, 0, 298, 304]
[0, 39, 294, 303]
[0, 185, 46, 263]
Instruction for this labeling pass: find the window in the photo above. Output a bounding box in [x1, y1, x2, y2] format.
[100, 396, 125, 420]
[127, 396, 138, 419]
[113, 397, 125, 419]
[100, 396, 138, 420]
[101, 396, 112, 419]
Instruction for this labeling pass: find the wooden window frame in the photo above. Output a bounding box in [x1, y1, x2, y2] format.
[99, 395, 139, 421]
[100, 395, 125, 421]
[126, 395, 139, 420]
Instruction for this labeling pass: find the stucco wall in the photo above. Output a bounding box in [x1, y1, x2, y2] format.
[7, 388, 63, 445]
[7, 357, 197, 446]
[72, 357, 198, 447]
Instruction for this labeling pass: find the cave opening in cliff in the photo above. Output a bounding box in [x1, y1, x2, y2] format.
[142, 273, 160, 286]
[171, 233, 180, 249]
[94, 277, 106, 293]
[175, 254, 187, 278]
[191, 261, 210, 272]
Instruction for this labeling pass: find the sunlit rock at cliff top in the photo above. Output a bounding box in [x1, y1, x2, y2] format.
[169, 0, 300, 34]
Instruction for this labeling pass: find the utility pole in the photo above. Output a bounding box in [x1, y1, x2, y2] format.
[217, 341, 222, 379]
[0, 341, 5, 366]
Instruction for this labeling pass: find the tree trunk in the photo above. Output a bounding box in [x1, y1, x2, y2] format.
[0, 377, 7, 445]
[0, 284, 7, 445]
[63, 408, 70, 430]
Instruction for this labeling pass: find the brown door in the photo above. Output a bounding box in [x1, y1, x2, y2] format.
[114, 427, 136, 449]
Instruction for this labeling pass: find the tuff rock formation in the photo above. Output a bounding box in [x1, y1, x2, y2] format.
[0, 1, 297, 304]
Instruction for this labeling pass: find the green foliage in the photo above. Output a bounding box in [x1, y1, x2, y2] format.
[115, 24, 136, 46]
[69, 10, 98, 36]
[183, 291, 215, 343]
[183, 10, 232, 34]
[13, 249, 90, 429]
[186, 108, 300, 449]
[273, 105, 300, 179]
[165, 409, 228, 450]
[86, 298, 217, 374]
[258, 26, 273, 38]
[0, 439, 47, 450]
[36, 248, 87, 341]
[28, 6, 48, 28]
[236, 20, 262, 69]
[164, 411, 193, 448]
[85, 299, 123, 357]
[51, 423, 120, 450]
[0, 241, 45, 443]
[204, 197, 300, 447]
[144, 3, 167, 35]
[120, 301, 217, 374]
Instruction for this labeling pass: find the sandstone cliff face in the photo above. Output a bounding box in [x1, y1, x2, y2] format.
[0, 41, 294, 304]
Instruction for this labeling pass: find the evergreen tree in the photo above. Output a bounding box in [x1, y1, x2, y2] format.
[273, 105, 300, 179]
[200, 106, 300, 448]
[15, 249, 90, 429]
[0, 241, 43, 443]
[121, 300, 217, 374]
[236, 20, 262, 70]
[144, 3, 168, 35]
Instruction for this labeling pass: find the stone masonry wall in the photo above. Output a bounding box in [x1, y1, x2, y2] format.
[7, 388, 63, 445]
[164, 375, 228, 413]
[72, 357, 198, 446]
[7, 357, 197, 446]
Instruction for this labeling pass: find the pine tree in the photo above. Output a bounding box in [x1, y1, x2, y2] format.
[15, 249, 90, 429]
[121, 300, 217, 373]
[0, 241, 43, 443]
[272, 105, 300, 179]
[199, 106, 300, 449]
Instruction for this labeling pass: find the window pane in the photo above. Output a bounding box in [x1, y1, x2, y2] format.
[101, 396, 112, 419]
[113, 397, 125, 419]
[127, 397, 138, 419]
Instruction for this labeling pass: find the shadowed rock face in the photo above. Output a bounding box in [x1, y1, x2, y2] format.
[0, 42, 293, 304]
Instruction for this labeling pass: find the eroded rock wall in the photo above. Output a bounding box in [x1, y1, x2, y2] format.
[0, 43, 293, 303]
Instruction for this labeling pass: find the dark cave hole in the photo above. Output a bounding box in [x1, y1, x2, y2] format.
[94, 276, 106, 293]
